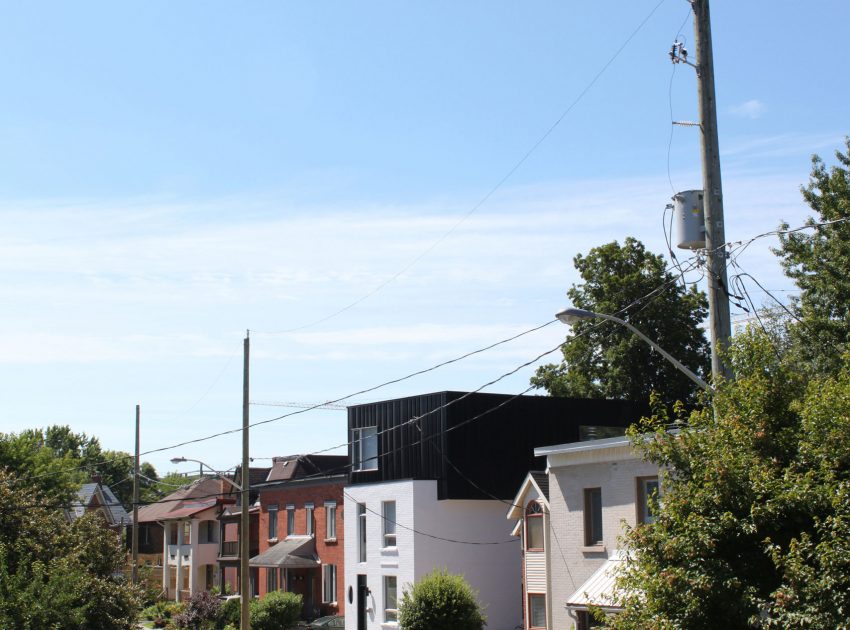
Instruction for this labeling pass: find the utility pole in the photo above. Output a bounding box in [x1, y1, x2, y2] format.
[240, 332, 251, 630]
[693, 0, 733, 381]
[132, 404, 140, 585]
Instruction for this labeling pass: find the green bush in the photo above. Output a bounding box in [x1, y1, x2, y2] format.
[250, 591, 302, 630]
[398, 569, 486, 630]
[217, 597, 241, 629]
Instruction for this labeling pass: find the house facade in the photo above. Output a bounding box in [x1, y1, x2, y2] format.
[343, 391, 642, 630]
[249, 454, 347, 620]
[522, 435, 660, 630]
[67, 475, 131, 534]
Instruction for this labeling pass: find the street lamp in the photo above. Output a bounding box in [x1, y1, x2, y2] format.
[555, 307, 711, 392]
[171, 456, 250, 630]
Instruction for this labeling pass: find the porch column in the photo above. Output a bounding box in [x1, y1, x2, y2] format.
[161, 521, 171, 598]
[175, 520, 184, 602]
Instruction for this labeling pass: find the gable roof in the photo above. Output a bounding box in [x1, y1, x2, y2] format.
[261, 454, 348, 484]
[506, 470, 550, 521]
[68, 481, 131, 527]
[136, 476, 233, 523]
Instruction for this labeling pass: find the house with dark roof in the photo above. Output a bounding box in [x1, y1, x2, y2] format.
[247, 454, 348, 621]
[67, 474, 131, 533]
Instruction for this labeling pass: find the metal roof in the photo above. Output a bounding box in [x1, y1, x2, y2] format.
[565, 549, 626, 611]
[249, 536, 318, 569]
[70, 482, 131, 526]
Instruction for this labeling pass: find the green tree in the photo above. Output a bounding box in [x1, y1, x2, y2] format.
[774, 137, 850, 376]
[532, 238, 709, 407]
[249, 591, 302, 630]
[609, 327, 850, 629]
[0, 469, 142, 629]
[398, 569, 486, 630]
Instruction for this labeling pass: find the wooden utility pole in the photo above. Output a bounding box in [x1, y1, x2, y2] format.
[693, 0, 733, 381]
[240, 333, 251, 630]
[132, 404, 140, 585]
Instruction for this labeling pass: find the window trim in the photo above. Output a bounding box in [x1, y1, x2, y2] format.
[325, 501, 337, 540]
[583, 487, 603, 547]
[286, 504, 295, 536]
[305, 503, 315, 537]
[383, 575, 398, 623]
[267, 504, 279, 541]
[382, 501, 397, 548]
[636, 476, 660, 525]
[357, 503, 367, 563]
[352, 426, 379, 472]
[525, 501, 544, 551]
[528, 593, 546, 629]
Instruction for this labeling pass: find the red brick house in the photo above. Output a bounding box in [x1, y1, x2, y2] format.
[248, 454, 347, 620]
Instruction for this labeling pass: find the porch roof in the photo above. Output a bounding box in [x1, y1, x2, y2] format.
[249, 536, 319, 569]
[566, 549, 626, 611]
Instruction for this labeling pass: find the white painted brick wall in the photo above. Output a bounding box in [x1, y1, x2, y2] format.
[344, 480, 521, 630]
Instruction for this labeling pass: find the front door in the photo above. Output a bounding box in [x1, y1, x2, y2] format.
[357, 574, 368, 630]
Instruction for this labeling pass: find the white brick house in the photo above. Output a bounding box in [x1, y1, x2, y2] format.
[508, 436, 660, 630]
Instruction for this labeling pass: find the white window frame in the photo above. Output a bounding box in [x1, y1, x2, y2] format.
[357, 503, 367, 562]
[268, 504, 279, 541]
[352, 426, 378, 471]
[286, 504, 295, 536]
[325, 501, 337, 540]
[528, 593, 546, 628]
[382, 501, 397, 548]
[638, 476, 661, 524]
[305, 502, 315, 537]
[322, 564, 337, 604]
[384, 575, 398, 623]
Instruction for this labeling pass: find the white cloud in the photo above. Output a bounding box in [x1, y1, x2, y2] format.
[729, 99, 766, 119]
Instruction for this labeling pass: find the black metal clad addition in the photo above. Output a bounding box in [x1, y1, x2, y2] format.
[348, 392, 643, 500]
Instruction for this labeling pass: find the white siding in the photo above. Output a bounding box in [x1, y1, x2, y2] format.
[344, 480, 521, 630]
[526, 551, 546, 592]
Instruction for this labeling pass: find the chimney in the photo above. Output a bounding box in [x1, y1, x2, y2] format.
[91, 473, 102, 485]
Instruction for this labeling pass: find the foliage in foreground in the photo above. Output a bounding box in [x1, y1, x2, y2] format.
[249, 590, 302, 630]
[610, 327, 850, 629]
[0, 470, 141, 629]
[398, 569, 486, 630]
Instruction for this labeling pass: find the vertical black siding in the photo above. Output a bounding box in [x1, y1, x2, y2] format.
[348, 392, 644, 499]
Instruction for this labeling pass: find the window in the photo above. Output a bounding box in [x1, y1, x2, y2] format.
[637, 477, 660, 524]
[286, 505, 295, 536]
[357, 503, 367, 562]
[577, 610, 602, 629]
[525, 501, 544, 550]
[267, 567, 277, 592]
[583, 488, 603, 546]
[322, 564, 337, 603]
[199, 520, 217, 544]
[528, 594, 546, 628]
[306, 503, 315, 537]
[182, 521, 192, 544]
[325, 501, 337, 540]
[382, 501, 397, 548]
[268, 505, 279, 540]
[352, 426, 378, 471]
[384, 576, 398, 623]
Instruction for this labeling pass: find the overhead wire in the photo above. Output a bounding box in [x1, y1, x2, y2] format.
[255, 0, 671, 335]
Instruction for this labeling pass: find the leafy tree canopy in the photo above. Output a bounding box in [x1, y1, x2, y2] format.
[0, 469, 141, 629]
[532, 237, 709, 407]
[774, 137, 850, 376]
[610, 326, 850, 629]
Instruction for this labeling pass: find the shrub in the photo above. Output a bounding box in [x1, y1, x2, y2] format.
[398, 569, 486, 630]
[173, 591, 221, 629]
[218, 597, 241, 629]
[250, 591, 302, 630]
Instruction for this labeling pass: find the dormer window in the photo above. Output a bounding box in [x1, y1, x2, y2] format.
[352, 426, 378, 471]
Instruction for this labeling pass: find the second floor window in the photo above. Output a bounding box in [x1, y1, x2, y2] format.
[382, 501, 397, 548]
[325, 502, 337, 539]
[357, 503, 367, 562]
[268, 505, 278, 540]
[637, 477, 660, 524]
[352, 426, 378, 471]
[286, 505, 295, 536]
[306, 503, 315, 537]
[525, 501, 544, 551]
[584, 488, 603, 546]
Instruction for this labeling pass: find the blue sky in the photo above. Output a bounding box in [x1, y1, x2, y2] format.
[1, 1, 847, 478]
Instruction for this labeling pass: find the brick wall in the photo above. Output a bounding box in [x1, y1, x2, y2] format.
[256, 479, 345, 611]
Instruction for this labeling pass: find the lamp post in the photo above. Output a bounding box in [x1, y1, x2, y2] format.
[555, 307, 711, 392]
[170, 457, 249, 630]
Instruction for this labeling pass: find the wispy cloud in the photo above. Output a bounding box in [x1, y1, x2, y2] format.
[729, 99, 766, 119]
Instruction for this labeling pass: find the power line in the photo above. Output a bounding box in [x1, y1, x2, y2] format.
[254, 0, 670, 335]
